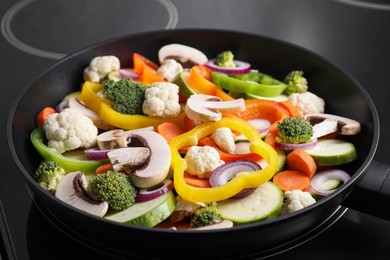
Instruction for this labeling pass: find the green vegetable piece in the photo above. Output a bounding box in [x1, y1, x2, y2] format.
[283, 70, 308, 96]
[104, 191, 176, 227]
[212, 71, 286, 97]
[190, 202, 222, 228]
[217, 181, 283, 224]
[34, 161, 66, 193]
[215, 50, 236, 68]
[276, 117, 314, 144]
[172, 70, 197, 99]
[30, 128, 106, 174]
[88, 170, 137, 211]
[103, 78, 146, 115]
[304, 139, 357, 166]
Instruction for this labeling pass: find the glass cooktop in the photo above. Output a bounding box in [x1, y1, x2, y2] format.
[2, 0, 390, 259]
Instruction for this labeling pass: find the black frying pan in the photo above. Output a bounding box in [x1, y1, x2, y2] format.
[7, 29, 389, 259]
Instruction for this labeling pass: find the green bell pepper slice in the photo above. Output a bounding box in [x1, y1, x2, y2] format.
[30, 128, 107, 174]
[212, 71, 287, 97]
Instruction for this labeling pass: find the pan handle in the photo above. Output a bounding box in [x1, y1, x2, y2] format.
[342, 160, 390, 220]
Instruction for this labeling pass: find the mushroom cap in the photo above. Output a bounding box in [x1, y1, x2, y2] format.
[128, 130, 171, 188]
[304, 113, 361, 135]
[55, 171, 109, 217]
[158, 43, 208, 68]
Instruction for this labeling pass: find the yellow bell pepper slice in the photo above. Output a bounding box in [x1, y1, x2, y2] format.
[79, 81, 185, 130]
[169, 117, 279, 202]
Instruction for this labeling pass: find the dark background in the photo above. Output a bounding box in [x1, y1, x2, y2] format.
[1, 0, 390, 259]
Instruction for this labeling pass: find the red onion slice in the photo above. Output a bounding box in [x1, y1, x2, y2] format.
[136, 179, 173, 202]
[247, 119, 271, 137]
[209, 160, 261, 199]
[276, 139, 318, 150]
[84, 147, 109, 160]
[310, 169, 351, 196]
[119, 68, 140, 79]
[56, 99, 69, 113]
[205, 59, 251, 74]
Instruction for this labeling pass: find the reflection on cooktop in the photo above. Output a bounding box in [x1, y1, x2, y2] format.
[1, 0, 178, 59]
[333, 0, 390, 10]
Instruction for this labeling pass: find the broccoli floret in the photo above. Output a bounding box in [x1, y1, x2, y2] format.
[88, 170, 137, 211]
[190, 202, 222, 228]
[283, 70, 308, 96]
[214, 51, 236, 68]
[34, 161, 66, 193]
[103, 78, 146, 115]
[276, 117, 313, 144]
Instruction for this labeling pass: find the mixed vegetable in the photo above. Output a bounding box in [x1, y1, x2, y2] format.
[30, 43, 361, 230]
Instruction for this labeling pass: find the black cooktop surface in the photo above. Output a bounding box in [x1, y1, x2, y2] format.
[2, 0, 390, 259]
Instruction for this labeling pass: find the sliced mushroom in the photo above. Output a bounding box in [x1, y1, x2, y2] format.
[107, 147, 151, 173]
[96, 129, 130, 150]
[311, 119, 339, 139]
[158, 43, 208, 68]
[127, 130, 171, 188]
[66, 97, 114, 130]
[55, 171, 108, 217]
[304, 113, 361, 135]
[185, 94, 246, 121]
[191, 220, 234, 230]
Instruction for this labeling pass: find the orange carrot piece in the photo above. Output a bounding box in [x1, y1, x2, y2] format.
[279, 100, 302, 118]
[183, 172, 211, 188]
[286, 148, 317, 179]
[132, 52, 165, 85]
[96, 163, 113, 175]
[36, 106, 56, 128]
[273, 170, 311, 192]
[157, 122, 186, 143]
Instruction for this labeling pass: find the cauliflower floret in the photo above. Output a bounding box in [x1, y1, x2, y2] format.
[288, 91, 325, 116]
[142, 82, 181, 117]
[43, 108, 98, 154]
[170, 196, 206, 223]
[185, 146, 224, 178]
[156, 59, 183, 82]
[281, 189, 316, 214]
[211, 127, 237, 154]
[83, 55, 120, 82]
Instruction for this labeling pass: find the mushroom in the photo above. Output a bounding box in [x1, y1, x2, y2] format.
[96, 129, 129, 150]
[185, 94, 246, 121]
[67, 97, 114, 130]
[107, 147, 151, 173]
[127, 130, 171, 188]
[304, 113, 361, 135]
[158, 43, 208, 68]
[191, 220, 234, 230]
[55, 171, 108, 217]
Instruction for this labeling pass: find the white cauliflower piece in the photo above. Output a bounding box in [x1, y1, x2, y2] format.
[83, 55, 120, 82]
[185, 146, 224, 178]
[211, 127, 237, 154]
[288, 91, 325, 116]
[170, 196, 206, 223]
[156, 59, 183, 82]
[142, 82, 181, 118]
[43, 108, 98, 154]
[281, 190, 316, 214]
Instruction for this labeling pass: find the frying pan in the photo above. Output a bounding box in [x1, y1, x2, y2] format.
[7, 29, 390, 259]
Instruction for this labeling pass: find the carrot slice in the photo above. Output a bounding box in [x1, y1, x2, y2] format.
[286, 148, 317, 179]
[183, 172, 211, 188]
[157, 122, 186, 143]
[95, 163, 113, 175]
[273, 170, 310, 192]
[264, 122, 279, 148]
[36, 106, 56, 128]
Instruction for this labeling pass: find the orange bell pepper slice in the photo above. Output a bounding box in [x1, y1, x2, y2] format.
[132, 53, 165, 85]
[187, 65, 234, 101]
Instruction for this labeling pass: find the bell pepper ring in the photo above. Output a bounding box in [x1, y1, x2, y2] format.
[169, 117, 279, 202]
[79, 81, 186, 130]
[212, 71, 287, 97]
